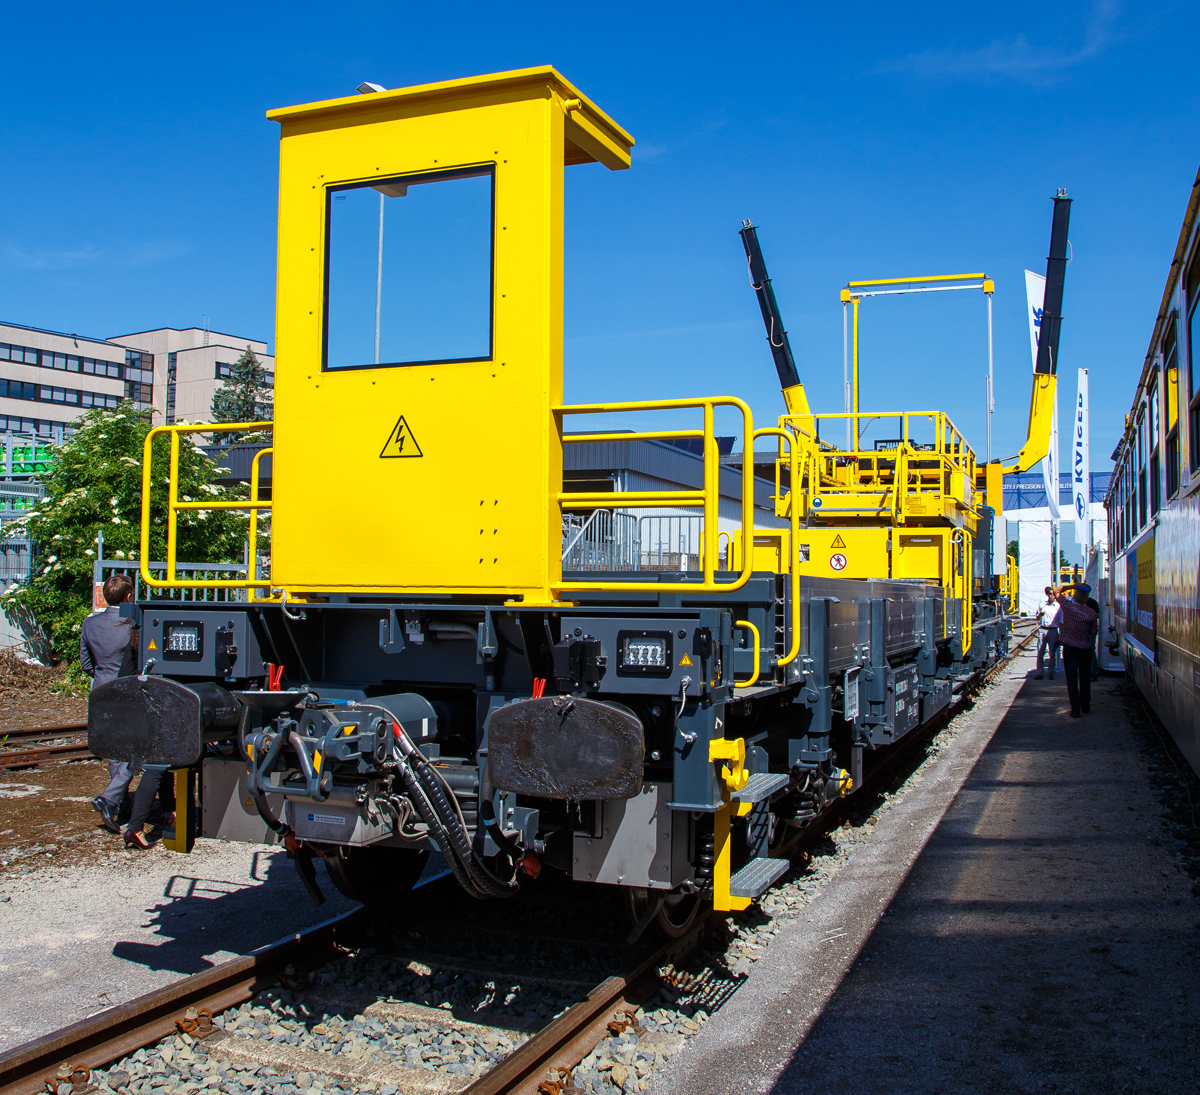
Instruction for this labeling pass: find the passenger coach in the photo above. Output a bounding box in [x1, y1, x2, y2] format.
[1105, 161, 1200, 774]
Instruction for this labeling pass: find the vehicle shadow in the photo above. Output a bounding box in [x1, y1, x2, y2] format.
[111, 849, 357, 974]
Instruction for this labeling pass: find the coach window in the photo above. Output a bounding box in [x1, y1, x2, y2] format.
[1164, 319, 1181, 498]
[1149, 379, 1162, 516]
[1187, 250, 1200, 472]
[1136, 409, 1147, 527]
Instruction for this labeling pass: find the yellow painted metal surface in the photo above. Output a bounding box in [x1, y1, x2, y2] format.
[733, 621, 761, 688]
[796, 527, 889, 580]
[267, 68, 632, 601]
[1006, 372, 1058, 474]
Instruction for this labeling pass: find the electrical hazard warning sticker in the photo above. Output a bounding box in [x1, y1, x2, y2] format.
[679, 653, 693, 667]
[380, 416, 423, 458]
[829, 553, 848, 571]
[830, 534, 846, 549]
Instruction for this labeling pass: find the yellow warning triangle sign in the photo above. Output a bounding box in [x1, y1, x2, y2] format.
[831, 534, 846, 549]
[148, 639, 158, 650]
[679, 653, 693, 666]
[380, 415, 423, 459]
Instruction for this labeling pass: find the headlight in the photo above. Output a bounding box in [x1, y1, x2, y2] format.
[622, 636, 666, 667]
[616, 630, 673, 677]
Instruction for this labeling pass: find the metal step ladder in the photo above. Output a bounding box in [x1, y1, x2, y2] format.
[731, 771, 790, 806]
[729, 856, 791, 899]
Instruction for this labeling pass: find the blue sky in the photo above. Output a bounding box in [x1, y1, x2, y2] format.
[1, 0, 1196, 476]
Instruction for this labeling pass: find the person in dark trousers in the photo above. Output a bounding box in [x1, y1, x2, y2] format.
[81, 574, 139, 833]
[1087, 596, 1102, 680]
[123, 766, 173, 849]
[1056, 583, 1099, 718]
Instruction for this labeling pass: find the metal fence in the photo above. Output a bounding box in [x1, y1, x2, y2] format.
[1, 435, 50, 586]
[562, 510, 640, 571]
[562, 512, 725, 573]
[93, 531, 268, 604]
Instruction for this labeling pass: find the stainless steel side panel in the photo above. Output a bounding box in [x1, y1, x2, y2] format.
[800, 577, 944, 675]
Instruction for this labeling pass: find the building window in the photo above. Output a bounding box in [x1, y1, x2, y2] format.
[215, 361, 232, 379]
[166, 352, 177, 425]
[0, 377, 122, 409]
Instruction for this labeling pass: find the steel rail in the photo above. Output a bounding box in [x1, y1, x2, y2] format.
[0, 725, 92, 771]
[460, 922, 708, 1095]
[0, 626, 1036, 1093]
[0, 873, 709, 1095]
[0, 907, 371, 1095]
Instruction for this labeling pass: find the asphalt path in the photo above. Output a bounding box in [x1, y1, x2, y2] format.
[650, 648, 1200, 1094]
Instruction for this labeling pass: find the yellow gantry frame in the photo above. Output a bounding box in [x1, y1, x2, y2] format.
[840, 273, 993, 449]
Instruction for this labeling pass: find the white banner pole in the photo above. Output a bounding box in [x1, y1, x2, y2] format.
[1073, 368, 1090, 554]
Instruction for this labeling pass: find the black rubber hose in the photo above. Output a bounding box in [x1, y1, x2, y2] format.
[411, 758, 516, 898]
[412, 761, 515, 898]
[397, 761, 487, 899]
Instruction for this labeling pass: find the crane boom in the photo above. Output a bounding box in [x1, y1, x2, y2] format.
[1004, 192, 1072, 474]
[738, 220, 813, 424]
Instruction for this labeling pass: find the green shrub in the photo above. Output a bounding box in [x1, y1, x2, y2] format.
[2, 404, 258, 667]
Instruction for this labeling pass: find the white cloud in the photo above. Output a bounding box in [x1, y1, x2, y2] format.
[0, 239, 192, 271]
[876, 0, 1121, 85]
[0, 244, 103, 270]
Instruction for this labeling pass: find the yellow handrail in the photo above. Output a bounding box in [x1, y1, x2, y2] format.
[733, 620, 760, 688]
[140, 422, 274, 591]
[556, 397, 755, 594]
[753, 426, 802, 666]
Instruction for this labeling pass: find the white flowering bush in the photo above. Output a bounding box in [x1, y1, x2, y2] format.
[1, 404, 258, 668]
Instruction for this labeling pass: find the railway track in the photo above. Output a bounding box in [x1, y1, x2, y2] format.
[0, 627, 1038, 1095]
[0, 724, 90, 771]
[0, 871, 714, 1095]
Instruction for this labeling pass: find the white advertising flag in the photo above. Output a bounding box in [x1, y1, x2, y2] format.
[1026, 270, 1060, 518]
[1073, 368, 1090, 552]
[1024, 269, 1045, 369]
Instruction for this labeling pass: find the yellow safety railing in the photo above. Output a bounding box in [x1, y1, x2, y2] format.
[556, 397, 755, 594]
[755, 427, 803, 667]
[778, 410, 977, 517]
[140, 422, 274, 591]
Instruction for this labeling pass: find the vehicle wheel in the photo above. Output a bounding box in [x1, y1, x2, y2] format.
[625, 886, 706, 940]
[325, 845, 429, 909]
[656, 890, 705, 938]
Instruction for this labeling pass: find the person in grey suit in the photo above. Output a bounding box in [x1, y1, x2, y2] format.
[82, 573, 139, 833]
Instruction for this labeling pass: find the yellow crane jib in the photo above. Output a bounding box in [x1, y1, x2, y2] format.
[1001, 192, 1072, 477]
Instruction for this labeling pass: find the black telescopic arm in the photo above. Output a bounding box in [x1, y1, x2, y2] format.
[739, 220, 802, 392]
[1035, 193, 1072, 376]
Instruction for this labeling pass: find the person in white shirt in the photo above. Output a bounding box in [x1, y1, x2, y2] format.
[1036, 586, 1062, 680]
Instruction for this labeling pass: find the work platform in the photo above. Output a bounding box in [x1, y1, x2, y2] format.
[649, 647, 1200, 1094]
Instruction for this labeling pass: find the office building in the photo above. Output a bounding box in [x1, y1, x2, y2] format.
[110, 326, 274, 426]
[0, 321, 273, 436]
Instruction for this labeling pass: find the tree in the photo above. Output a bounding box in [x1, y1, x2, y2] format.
[211, 345, 273, 444]
[1, 404, 256, 670]
[1007, 539, 1019, 564]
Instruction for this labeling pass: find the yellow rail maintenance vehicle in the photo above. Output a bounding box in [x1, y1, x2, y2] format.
[89, 69, 1070, 935]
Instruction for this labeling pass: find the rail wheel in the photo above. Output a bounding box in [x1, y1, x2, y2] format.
[625, 886, 707, 940]
[325, 846, 429, 909]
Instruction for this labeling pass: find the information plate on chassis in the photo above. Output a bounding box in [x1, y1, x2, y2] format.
[287, 798, 394, 845]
